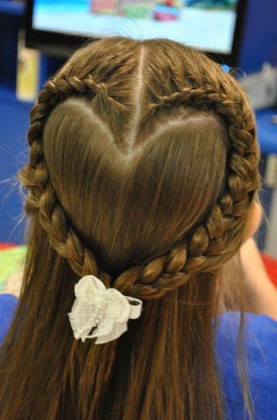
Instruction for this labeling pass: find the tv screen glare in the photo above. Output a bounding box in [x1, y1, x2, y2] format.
[27, 0, 245, 62]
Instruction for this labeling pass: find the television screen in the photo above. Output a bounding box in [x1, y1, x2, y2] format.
[31, 0, 239, 55]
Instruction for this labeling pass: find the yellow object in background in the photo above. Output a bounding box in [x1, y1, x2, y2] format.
[0, 246, 26, 293]
[16, 31, 40, 102]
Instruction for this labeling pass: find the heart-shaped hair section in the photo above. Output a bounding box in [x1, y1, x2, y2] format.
[43, 96, 228, 275]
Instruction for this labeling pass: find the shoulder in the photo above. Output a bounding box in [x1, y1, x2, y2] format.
[216, 311, 277, 419]
[217, 311, 277, 347]
[0, 293, 18, 346]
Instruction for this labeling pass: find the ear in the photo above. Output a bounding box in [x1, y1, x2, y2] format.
[245, 201, 263, 240]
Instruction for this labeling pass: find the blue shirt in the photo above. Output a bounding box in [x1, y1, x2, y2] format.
[0, 294, 277, 419]
[216, 311, 277, 419]
[0, 293, 18, 345]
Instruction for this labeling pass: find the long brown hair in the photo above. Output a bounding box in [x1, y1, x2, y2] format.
[0, 37, 260, 419]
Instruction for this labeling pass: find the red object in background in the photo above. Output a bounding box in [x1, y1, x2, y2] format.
[262, 254, 277, 288]
[0, 243, 16, 250]
[154, 12, 177, 20]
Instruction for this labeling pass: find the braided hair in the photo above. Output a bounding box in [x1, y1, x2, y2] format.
[19, 38, 260, 301]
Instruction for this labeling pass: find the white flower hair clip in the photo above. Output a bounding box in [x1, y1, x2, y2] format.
[68, 275, 143, 344]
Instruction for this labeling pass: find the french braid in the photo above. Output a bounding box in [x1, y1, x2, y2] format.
[20, 57, 260, 300]
[20, 75, 114, 286]
[114, 77, 259, 299]
[113, 80, 259, 299]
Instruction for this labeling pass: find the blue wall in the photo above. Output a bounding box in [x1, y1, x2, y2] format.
[239, 0, 277, 72]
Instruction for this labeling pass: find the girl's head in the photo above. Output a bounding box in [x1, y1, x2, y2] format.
[22, 37, 259, 296]
[2, 37, 260, 419]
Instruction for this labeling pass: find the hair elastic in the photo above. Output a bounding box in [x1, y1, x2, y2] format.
[68, 275, 143, 344]
[221, 64, 230, 73]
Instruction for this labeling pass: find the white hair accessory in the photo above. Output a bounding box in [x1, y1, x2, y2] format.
[68, 275, 143, 344]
